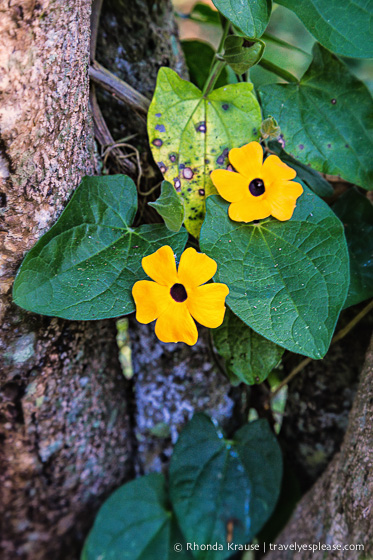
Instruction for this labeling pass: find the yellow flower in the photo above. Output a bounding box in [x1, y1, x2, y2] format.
[132, 246, 229, 345]
[211, 141, 303, 222]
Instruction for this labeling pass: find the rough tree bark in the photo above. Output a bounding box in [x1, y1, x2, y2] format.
[265, 334, 373, 560]
[0, 2, 132, 559]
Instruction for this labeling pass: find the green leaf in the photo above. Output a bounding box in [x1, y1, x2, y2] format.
[276, 0, 373, 58]
[222, 36, 265, 74]
[149, 180, 185, 232]
[200, 185, 350, 359]
[148, 67, 261, 237]
[169, 414, 282, 560]
[181, 40, 229, 90]
[332, 188, 373, 308]
[259, 44, 373, 191]
[13, 175, 188, 320]
[213, 308, 284, 385]
[189, 2, 221, 25]
[82, 473, 193, 560]
[212, 0, 272, 38]
[268, 141, 333, 198]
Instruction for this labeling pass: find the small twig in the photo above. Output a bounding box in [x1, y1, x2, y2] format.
[89, 61, 150, 115]
[89, 86, 136, 175]
[270, 300, 373, 399]
[332, 300, 373, 344]
[90, 0, 103, 61]
[138, 181, 162, 197]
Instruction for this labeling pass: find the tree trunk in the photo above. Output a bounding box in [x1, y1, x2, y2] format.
[0, 2, 132, 559]
[265, 334, 373, 560]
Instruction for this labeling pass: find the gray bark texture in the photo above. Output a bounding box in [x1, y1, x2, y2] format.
[265, 334, 373, 560]
[0, 2, 132, 559]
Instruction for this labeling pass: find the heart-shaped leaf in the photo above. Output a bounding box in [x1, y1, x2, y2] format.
[169, 414, 282, 560]
[213, 308, 284, 385]
[333, 188, 373, 308]
[200, 185, 350, 359]
[212, 0, 272, 38]
[276, 0, 373, 58]
[148, 67, 261, 237]
[268, 141, 333, 198]
[149, 180, 185, 232]
[260, 44, 373, 190]
[82, 473, 193, 560]
[13, 175, 188, 320]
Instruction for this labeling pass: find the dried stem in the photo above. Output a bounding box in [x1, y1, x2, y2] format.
[89, 86, 136, 175]
[270, 299, 373, 399]
[89, 61, 150, 115]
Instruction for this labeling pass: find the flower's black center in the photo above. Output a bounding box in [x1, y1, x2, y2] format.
[249, 178, 265, 197]
[170, 283, 188, 302]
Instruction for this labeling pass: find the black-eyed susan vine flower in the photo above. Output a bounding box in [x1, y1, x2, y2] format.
[132, 246, 229, 345]
[211, 141, 303, 222]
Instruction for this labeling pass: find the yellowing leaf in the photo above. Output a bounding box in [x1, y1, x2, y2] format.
[148, 68, 261, 237]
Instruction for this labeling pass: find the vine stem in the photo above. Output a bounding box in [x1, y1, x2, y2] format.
[262, 32, 310, 56]
[258, 58, 299, 83]
[270, 299, 373, 400]
[202, 60, 227, 97]
[202, 20, 229, 97]
[216, 18, 230, 54]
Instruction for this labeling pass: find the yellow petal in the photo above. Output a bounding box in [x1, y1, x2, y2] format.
[267, 180, 303, 221]
[132, 280, 171, 323]
[155, 300, 198, 345]
[177, 247, 217, 290]
[187, 283, 229, 328]
[210, 169, 248, 202]
[228, 142, 263, 179]
[142, 245, 178, 286]
[262, 155, 297, 185]
[228, 198, 271, 222]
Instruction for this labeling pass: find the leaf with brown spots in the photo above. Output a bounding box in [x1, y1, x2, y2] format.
[148, 68, 261, 237]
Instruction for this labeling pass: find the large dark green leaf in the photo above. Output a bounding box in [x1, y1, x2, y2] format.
[189, 2, 221, 25]
[200, 185, 350, 359]
[213, 308, 284, 385]
[82, 473, 192, 560]
[333, 188, 373, 308]
[277, 0, 373, 58]
[149, 180, 185, 232]
[181, 40, 229, 91]
[260, 44, 373, 190]
[212, 0, 272, 38]
[148, 67, 261, 237]
[169, 414, 282, 560]
[13, 175, 187, 320]
[268, 141, 333, 198]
